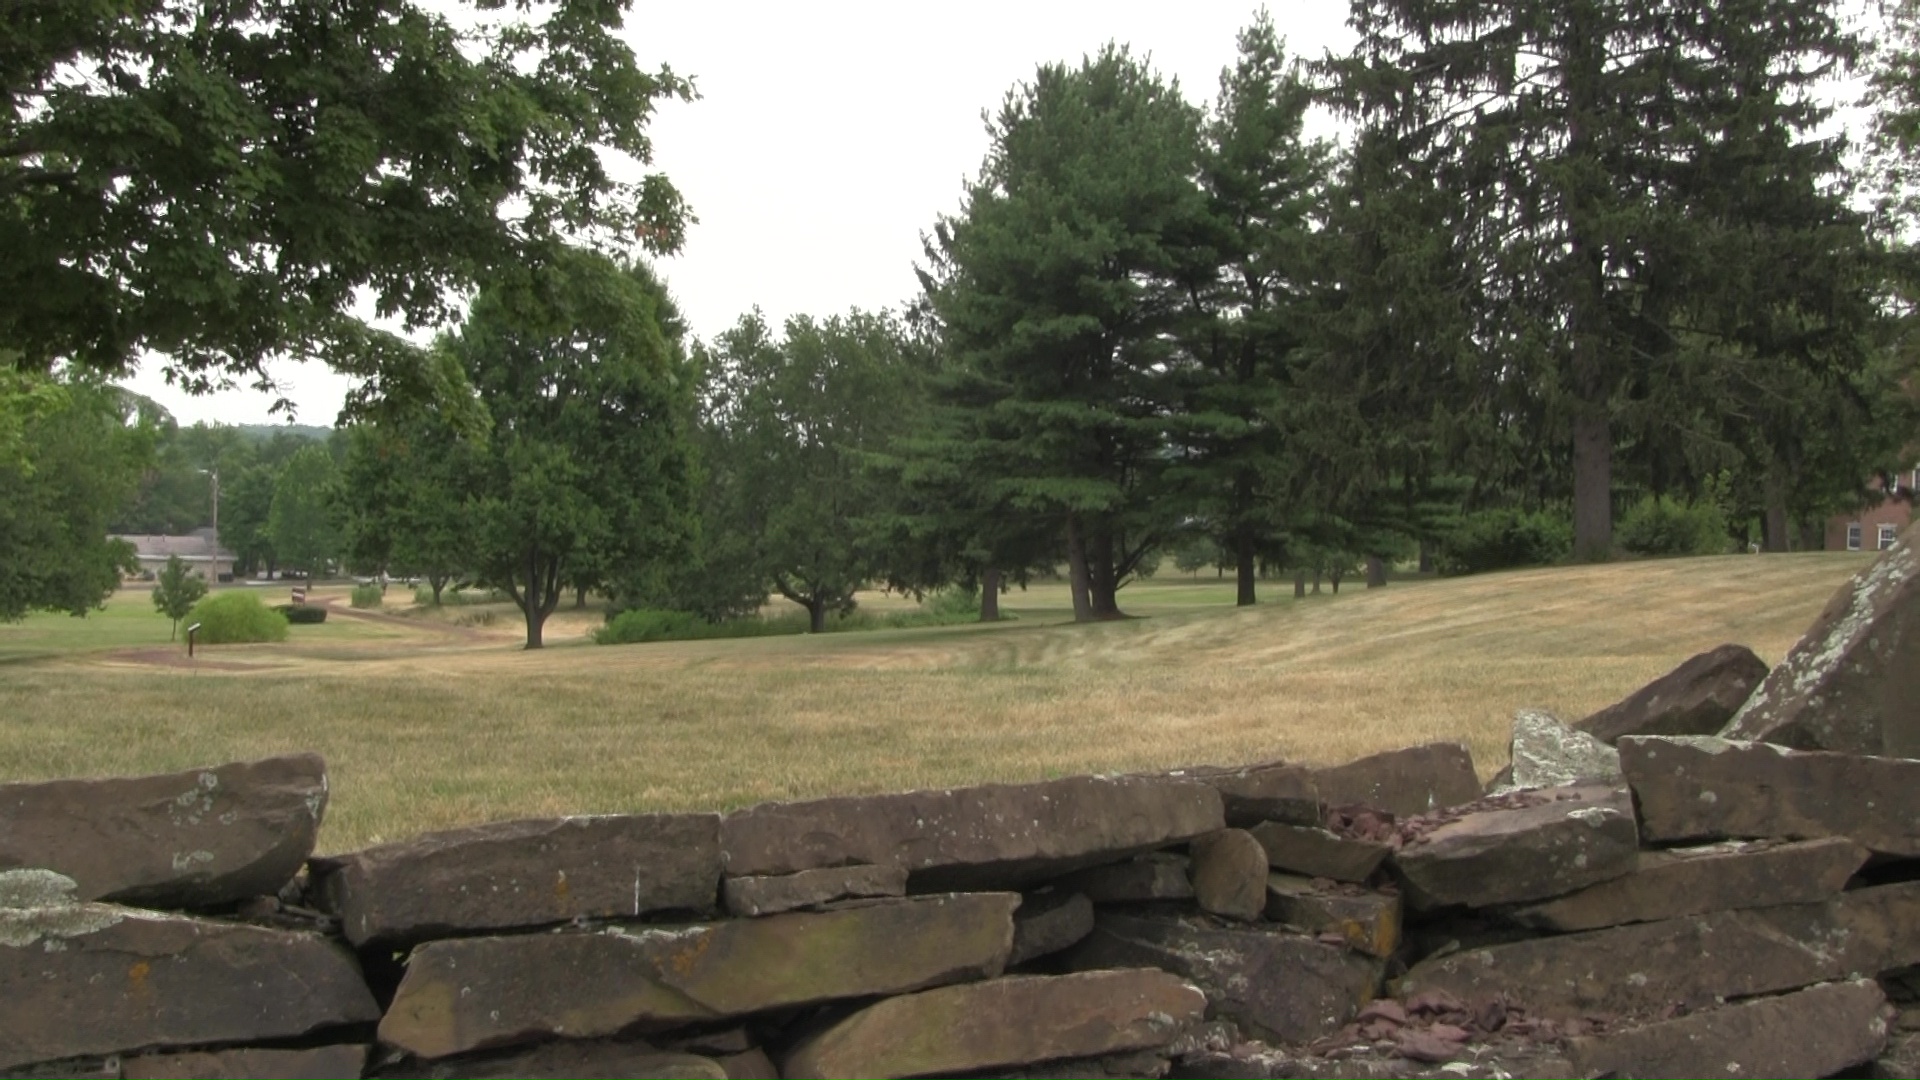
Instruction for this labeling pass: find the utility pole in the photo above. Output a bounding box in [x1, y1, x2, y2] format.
[200, 467, 221, 583]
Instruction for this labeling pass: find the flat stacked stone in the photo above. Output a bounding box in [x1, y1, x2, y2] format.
[311, 813, 721, 945]
[1065, 911, 1379, 1043]
[1621, 735, 1920, 855]
[1389, 784, 1638, 910]
[0, 755, 327, 908]
[781, 970, 1206, 1079]
[1720, 520, 1920, 755]
[1576, 643, 1769, 744]
[379, 893, 1018, 1059]
[719, 775, 1223, 891]
[0, 887, 377, 1071]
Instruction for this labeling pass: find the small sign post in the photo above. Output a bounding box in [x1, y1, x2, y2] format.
[186, 622, 202, 659]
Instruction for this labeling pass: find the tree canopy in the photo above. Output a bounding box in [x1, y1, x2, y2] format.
[3, 0, 691, 412]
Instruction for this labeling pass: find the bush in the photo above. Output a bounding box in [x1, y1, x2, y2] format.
[349, 584, 384, 609]
[187, 592, 289, 644]
[1434, 509, 1573, 576]
[274, 604, 329, 624]
[1617, 495, 1729, 557]
[595, 608, 799, 645]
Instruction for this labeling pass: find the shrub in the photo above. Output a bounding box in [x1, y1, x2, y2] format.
[274, 604, 329, 624]
[349, 584, 384, 609]
[187, 591, 289, 644]
[1617, 495, 1729, 557]
[1434, 509, 1573, 576]
[596, 608, 803, 645]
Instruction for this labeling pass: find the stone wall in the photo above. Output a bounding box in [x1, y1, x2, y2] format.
[4, 520, 1917, 1080]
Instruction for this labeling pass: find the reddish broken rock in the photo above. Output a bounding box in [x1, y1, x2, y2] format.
[0, 755, 327, 909]
[1621, 735, 1920, 855]
[1577, 643, 1770, 745]
[1388, 784, 1638, 909]
[781, 969, 1206, 1079]
[1720, 522, 1920, 756]
[719, 775, 1223, 890]
[1567, 979, 1888, 1080]
[312, 813, 721, 945]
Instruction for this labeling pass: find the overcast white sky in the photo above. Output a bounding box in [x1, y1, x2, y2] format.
[123, 1, 1355, 427]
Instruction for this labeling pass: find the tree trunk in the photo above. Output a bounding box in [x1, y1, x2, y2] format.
[1066, 515, 1093, 623]
[1235, 535, 1257, 607]
[1572, 411, 1612, 561]
[980, 567, 1001, 622]
[429, 574, 446, 605]
[1311, 569, 1322, 595]
[1365, 555, 1387, 588]
[1418, 542, 1433, 574]
[1294, 570, 1307, 598]
[1797, 518, 1824, 552]
[807, 599, 827, 634]
[1089, 522, 1122, 618]
[574, 584, 588, 609]
[521, 545, 546, 650]
[1762, 466, 1791, 553]
[1329, 566, 1345, 594]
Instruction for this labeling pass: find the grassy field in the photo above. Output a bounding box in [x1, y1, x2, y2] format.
[0, 554, 1870, 853]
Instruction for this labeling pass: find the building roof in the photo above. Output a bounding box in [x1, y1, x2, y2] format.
[114, 532, 236, 562]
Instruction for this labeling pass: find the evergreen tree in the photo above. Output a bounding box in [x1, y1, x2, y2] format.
[922, 46, 1208, 620]
[1328, 0, 1863, 560]
[1165, 15, 1333, 606]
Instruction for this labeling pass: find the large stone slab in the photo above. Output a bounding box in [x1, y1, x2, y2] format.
[376, 1040, 726, 1079]
[1388, 784, 1638, 910]
[1312, 744, 1482, 819]
[0, 898, 377, 1071]
[1008, 889, 1095, 966]
[1577, 643, 1769, 745]
[1249, 822, 1390, 882]
[1176, 762, 1321, 828]
[719, 775, 1222, 890]
[1512, 837, 1867, 931]
[721, 863, 905, 917]
[1399, 884, 1920, 1017]
[1621, 735, 1920, 855]
[1502, 709, 1620, 790]
[0, 755, 326, 909]
[379, 892, 1017, 1059]
[1064, 912, 1379, 1044]
[311, 813, 719, 946]
[1049, 853, 1193, 903]
[1265, 874, 1400, 958]
[1189, 829, 1267, 920]
[1722, 523, 1920, 755]
[782, 969, 1206, 1079]
[1567, 979, 1888, 1079]
[121, 1046, 369, 1079]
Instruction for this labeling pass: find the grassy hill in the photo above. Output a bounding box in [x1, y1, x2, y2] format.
[0, 552, 1872, 852]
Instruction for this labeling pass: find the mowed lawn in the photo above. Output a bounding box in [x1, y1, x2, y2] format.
[0, 553, 1871, 853]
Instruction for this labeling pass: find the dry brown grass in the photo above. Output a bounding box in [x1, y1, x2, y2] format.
[0, 553, 1868, 853]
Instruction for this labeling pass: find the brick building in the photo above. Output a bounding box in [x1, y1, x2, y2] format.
[1826, 465, 1918, 552]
